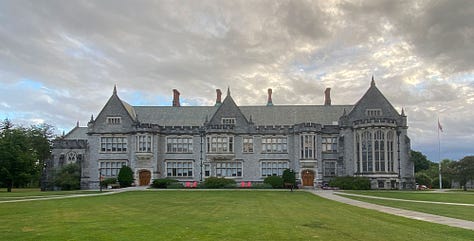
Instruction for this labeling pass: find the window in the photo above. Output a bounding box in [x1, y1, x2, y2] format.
[166, 136, 193, 153]
[366, 109, 382, 117]
[107, 117, 122, 125]
[355, 129, 396, 173]
[261, 136, 287, 153]
[324, 161, 337, 177]
[166, 161, 193, 177]
[207, 135, 234, 153]
[216, 162, 242, 177]
[67, 152, 77, 164]
[374, 130, 385, 172]
[322, 136, 338, 152]
[242, 137, 254, 153]
[136, 135, 152, 152]
[300, 135, 316, 159]
[387, 131, 394, 172]
[100, 136, 127, 152]
[99, 161, 127, 176]
[204, 163, 211, 177]
[221, 118, 236, 125]
[261, 160, 289, 177]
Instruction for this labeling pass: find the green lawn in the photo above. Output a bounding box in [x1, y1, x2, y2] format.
[338, 191, 474, 221]
[0, 190, 472, 241]
[0, 188, 102, 201]
[342, 190, 474, 204]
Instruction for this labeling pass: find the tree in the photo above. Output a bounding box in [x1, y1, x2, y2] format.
[54, 163, 81, 190]
[117, 166, 134, 187]
[411, 150, 432, 173]
[0, 121, 38, 192]
[453, 156, 474, 191]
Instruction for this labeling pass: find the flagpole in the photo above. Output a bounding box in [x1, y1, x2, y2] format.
[438, 118, 442, 190]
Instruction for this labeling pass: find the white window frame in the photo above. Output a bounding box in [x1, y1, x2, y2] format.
[221, 118, 236, 125]
[136, 134, 153, 153]
[99, 160, 127, 177]
[242, 136, 254, 153]
[106, 116, 122, 125]
[300, 134, 316, 159]
[261, 136, 287, 153]
[166, 160, 194, 177]
[366, 109, 382, 117]
[207, 135, 234, 153]
[100, 136, 128, 153]
[215, 161, 242, 177]
[166, 136, 193, 153]
[322, 136, 338, 153]
[204, 163, 211, 177]
[261, 160, 289, 177]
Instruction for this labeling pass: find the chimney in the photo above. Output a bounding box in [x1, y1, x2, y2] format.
[215, 89, 222, 106]
[267, 88, 273, 106]
[324, 88, 331, 106]
[172, 89, 180, 107]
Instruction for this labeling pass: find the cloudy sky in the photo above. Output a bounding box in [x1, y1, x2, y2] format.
[1, 0, 473, 162]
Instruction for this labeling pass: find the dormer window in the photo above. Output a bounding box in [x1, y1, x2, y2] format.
[107, 117, 122, 125]
[221, 118, 236, 125]
[366, 109, 382, 117]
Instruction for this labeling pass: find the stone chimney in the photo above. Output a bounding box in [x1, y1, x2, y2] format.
[324, 88, 331, 106]
[172, 89, 180, 107]
[215, 89, 222, 106]
[267, 88, 273, 106]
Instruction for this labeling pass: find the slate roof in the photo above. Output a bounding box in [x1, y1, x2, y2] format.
[134, 105, 353, 126]
[64, 126, 88, 139]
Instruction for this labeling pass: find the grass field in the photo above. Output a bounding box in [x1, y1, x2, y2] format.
[1, 190, 473, 240]
[338, 191, 474, 222]
[0, 188, 102, 201]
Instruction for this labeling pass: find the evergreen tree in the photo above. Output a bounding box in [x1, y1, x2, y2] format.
[117, 166, 134, 187]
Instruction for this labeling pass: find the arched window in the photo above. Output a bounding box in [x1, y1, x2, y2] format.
[374, 130, 385, 172]
[361, 131, 372, 172]
[387, 131, 394, 172]
[67, 152, 77, 164]
[356, 133, 360, 173]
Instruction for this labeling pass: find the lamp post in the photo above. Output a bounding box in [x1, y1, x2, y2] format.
[396, 129, 401, 190]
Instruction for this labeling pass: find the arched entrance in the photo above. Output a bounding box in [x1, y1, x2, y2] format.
[301, 169, 315, 186]
[138, 170, 151, 186]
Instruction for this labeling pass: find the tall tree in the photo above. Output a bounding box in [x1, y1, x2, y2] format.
[453, 156, 474, 191]
[410, 150, 432, 173]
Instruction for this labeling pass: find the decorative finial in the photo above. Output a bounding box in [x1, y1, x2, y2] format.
[227, 86, 231, 96]
[371, 76, 375, 87]
[342, 108, 347, 116]
[249, 115, 253, 123]
[401, 108, 405, 116]
[113, 84, 117, 95]
[90, 114, 94, 122]
[76, 121, 79, 127]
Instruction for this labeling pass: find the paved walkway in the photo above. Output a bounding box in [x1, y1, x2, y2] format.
[337, 192, 474, 206]
[309, 190, 474, 231]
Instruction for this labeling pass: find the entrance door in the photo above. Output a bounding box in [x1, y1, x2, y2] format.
[139, 170, 151, 186]
[302, 170, 315, 186]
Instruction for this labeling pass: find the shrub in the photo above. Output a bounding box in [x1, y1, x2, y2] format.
[415, 172, 432, 187]
[328, 176, 370, 190]
[117, 166, 134, 187]
[151, 178, 179, 188]
[167, 183, 184, 189]
[100, 178, 117, 188]
[251, 183, 273, 189]
[203, 177, 235, 188]
[54, 163, 81, 190]
[264, 176, 284, 188]
[282, 169, 296, 186]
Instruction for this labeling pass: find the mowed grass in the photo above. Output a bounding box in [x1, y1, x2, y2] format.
[339, 191, 474, 221]
[0, 190, 472, 241]
[342, 190, 474, 204]
[0, 188, 102, 200]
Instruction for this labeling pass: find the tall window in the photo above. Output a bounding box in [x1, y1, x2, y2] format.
[300, 134, 316, 159]
[100, 161, 127, 176]
[216, 162, 242, 177]
[166, 160, 193, 177]
[361, 131, 372, 172]
[106, 117, 122, 125]
[374, 130, 385, 172]
[136, 135, 152, 152]
[387, 131, 394, 172]
[324, 160, 337, 177]
[261, 160, 289, 177]
[207, 136, 234, 153]
[242, 137, 254, 153]
[262, 136, 287, 153]
[100, 136, 127, 152]
[167, 136, 193, 153]
[204, 163, 211, 177]
[322, 136, 338, 152]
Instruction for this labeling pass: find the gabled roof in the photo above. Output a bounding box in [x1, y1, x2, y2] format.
[208, 89, 249, 127]
[347, 78, 400, 120]
[64, 126, 88, 139]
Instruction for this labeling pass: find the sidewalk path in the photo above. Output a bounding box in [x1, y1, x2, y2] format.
[309, 190, 474, 231]
[337, 192, 474, 206]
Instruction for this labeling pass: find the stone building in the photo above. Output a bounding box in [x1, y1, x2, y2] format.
[47, 78, 414, 190]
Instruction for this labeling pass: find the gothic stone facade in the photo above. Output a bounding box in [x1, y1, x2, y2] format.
[48, 79, 415, 190]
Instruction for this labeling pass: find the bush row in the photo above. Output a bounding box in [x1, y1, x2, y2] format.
[328, 176, 371, 190]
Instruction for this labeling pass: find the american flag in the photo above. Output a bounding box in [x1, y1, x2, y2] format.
[438, 119, 443, 132]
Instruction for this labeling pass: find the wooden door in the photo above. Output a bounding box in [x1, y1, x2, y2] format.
[139, 170, 151, 186]
[302, 170, 314, 186]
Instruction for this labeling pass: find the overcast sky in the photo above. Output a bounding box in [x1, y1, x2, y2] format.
[0, 0, 472, 162]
